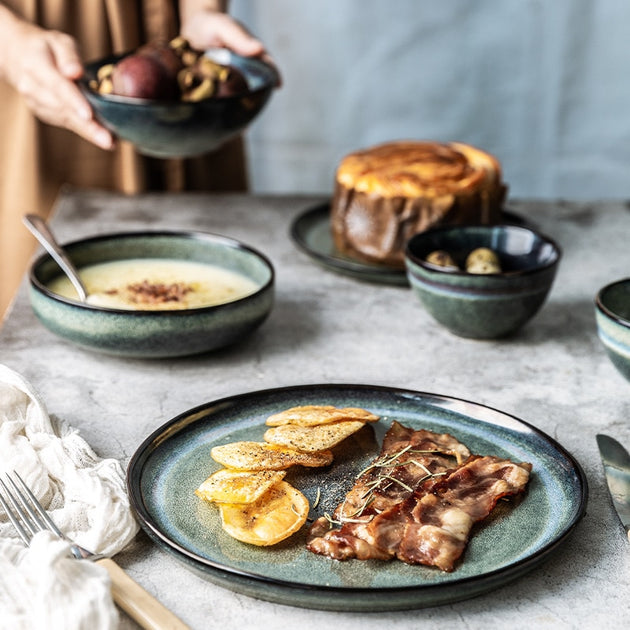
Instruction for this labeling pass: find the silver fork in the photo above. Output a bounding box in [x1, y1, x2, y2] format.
[0, 472, 189, 630]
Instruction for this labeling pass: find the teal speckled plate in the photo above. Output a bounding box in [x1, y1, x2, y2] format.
[127, 384, 587, 611]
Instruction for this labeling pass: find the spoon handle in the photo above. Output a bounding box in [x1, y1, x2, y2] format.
[23, 214, 88, 302]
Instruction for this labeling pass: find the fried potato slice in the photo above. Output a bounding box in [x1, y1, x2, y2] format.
[264, 420, 366, 452]
[219, 481, 309, 546]
[265, 404, 379, 427]
[211, 441, 333, 470]
[195, 469, 286, 504]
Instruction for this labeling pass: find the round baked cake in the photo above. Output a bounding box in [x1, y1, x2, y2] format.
[330, 141, 507, 268]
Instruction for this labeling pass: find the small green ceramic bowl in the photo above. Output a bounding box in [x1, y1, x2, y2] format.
[28, 231, 274, 358]
[405, 224, 561, 339]
[595, 279, 630, 381]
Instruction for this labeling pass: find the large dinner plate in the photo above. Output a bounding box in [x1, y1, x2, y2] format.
[127, 384, 587, 611]
[289, 203, 531, 287]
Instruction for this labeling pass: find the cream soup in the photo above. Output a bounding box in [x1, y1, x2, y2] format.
[47, 258, 260, 310]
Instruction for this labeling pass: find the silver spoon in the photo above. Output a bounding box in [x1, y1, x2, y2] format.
[23, 214, 89, 302]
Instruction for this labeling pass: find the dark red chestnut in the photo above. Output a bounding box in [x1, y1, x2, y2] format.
[137, 41, 184, 82]
[111, 54, 177, 100]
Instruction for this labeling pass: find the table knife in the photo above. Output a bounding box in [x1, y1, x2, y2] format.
[596, 433, 630, 542]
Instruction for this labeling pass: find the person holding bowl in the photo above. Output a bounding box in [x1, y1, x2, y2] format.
[0, 0, 276, 320]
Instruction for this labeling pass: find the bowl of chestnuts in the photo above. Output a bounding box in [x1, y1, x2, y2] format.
[404, 224, 562, 339]
[79, 37, 280, 158]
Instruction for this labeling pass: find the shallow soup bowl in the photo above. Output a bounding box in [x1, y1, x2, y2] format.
[28, 231, 275, 358]
[404, 224, 561, 339]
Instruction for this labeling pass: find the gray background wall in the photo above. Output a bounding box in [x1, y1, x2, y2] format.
[231, 0, 629, 200]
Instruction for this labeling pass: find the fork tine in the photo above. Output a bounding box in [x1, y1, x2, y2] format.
[0, 477, 35, 544]
[0, 471, 67, 545]
[10, 472, 66, 540]
[2, 472, 94, 561]
[5, 475, 48, 535]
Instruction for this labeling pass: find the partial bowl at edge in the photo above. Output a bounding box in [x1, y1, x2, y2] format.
[595, 278, 630, 381]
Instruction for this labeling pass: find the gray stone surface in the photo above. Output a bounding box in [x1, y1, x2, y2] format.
[2, 189, 630, 629]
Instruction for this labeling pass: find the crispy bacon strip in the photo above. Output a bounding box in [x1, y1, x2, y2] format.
[307, 423, 532, 572]
[368, 455, 532, 571]
[307, 422, 471, 561]
[335, 422, 470, 518]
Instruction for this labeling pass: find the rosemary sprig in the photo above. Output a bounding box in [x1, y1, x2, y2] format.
[344, 446, 451, 521]
[346, 494, 375, 519]
[322, 444, 455, 527]
[323, 512, 341, 527]
[379, 474, 413, 493]
[312, 487, 321, 509]
[357, 447, 453, 479]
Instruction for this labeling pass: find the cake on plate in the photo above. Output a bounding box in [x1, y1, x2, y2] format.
[330, 141, 507, 268]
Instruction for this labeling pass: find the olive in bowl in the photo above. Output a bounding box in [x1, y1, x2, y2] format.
[404, 224, 561, 339]
[78, 42, 279, 158]
[595, 279, 630, 382]
[28, 231, 275, 358]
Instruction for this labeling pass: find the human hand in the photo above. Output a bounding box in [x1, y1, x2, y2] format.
[179, 0, 281, 84]
[2, 18, 113, 149]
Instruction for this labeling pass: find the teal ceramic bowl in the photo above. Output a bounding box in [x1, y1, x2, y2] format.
[405, 225, 561, 339]
[595, 279, 630, 381]
[78, 48, 279, 158]
[28, 231, 274, 358]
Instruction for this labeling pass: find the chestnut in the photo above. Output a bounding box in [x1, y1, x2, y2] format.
[111, 54, 177, 100]
[137, 41, 184, 82]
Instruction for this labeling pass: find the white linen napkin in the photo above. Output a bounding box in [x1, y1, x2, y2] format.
[0, 364, 139, 630]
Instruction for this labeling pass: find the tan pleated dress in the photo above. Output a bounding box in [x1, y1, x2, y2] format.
[0, 0, 248, 320]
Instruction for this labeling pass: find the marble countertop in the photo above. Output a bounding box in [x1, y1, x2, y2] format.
[2, 189, 630, 629]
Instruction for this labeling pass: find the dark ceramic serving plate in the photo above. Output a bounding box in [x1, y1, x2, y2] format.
[289, 203, 531, 287]
[127, 383, 587, 611]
